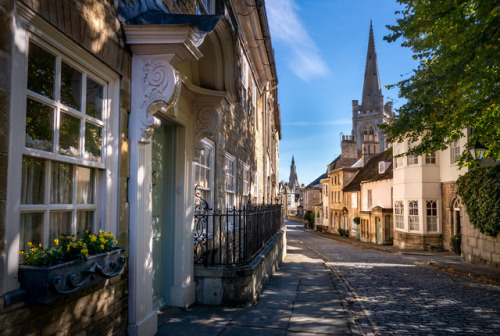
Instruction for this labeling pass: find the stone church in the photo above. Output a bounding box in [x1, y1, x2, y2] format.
[351, 21, 394, 153]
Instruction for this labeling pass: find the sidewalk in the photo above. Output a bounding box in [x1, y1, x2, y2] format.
[302, 225, 500, 287]
[156, 236, 355, 336]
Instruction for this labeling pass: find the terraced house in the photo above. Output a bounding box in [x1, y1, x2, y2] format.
[0, 1, 282, 335]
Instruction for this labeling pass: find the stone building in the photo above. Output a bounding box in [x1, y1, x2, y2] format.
[351, 21, 393, 152]
[343, 149, 393, 244]
[0, 1, 281, 335]
[392, 135, 500, 268]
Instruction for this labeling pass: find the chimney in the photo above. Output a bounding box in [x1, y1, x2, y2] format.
[341, 135, 358, 159]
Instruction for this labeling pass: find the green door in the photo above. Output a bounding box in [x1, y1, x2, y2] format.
[151, 120, 176, 309]
[376, 217, 381, 244]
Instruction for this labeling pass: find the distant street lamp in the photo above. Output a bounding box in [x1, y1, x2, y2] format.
[469, 141, 486, 160]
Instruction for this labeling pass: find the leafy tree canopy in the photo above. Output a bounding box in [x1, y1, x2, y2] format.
[382, 0, 500, 166]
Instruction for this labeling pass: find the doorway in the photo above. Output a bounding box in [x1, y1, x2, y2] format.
[376, 217, 381, 244]
[452, 198, 461, 235]
[151, 119, 176, 310]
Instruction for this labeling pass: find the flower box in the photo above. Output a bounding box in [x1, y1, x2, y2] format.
[18, 248, 126, 304]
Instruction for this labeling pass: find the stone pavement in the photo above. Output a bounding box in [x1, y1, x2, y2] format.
[302, 225, 500, 287]
[156, 234, 355, 336]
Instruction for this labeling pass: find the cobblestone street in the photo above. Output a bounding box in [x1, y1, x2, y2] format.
[288, 222, 500, 335]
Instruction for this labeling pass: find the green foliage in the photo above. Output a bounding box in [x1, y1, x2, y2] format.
[304, 210, 315, 225]
[382, 0, 500, 165]
[20, 231, 118, 266]
[353, 217, 361, 224]
[456, 164, 500, 236]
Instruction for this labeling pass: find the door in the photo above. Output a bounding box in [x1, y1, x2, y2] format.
[151, 120, 176, 309]
[384, 215, 392, 243]
[376, 217, 381, 244]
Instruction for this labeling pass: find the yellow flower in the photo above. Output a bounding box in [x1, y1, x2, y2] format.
[19, 250, 24, 255]
[54, 239, 59, 246]
[114, 240, 118, 245]
[83, 243, 87, 247]
[85, 230, 89, 234]
[81, 248, 88, 255]
[67, 245, 70, 251]
[28, 242, 32, 246]
[90, 235, 97, 242]
[99, 230, 104, 234]
[30, 247, 37, 252]
[38, 243, 42, 247]
[100, 244, 104, 250]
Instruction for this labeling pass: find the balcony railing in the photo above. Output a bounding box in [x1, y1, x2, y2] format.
[194, 187, 283, 267]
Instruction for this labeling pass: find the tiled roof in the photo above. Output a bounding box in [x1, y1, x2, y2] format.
[343, 148, 393, 192]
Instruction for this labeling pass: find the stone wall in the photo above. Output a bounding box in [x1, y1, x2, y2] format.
[393, 231, 442, 250]
[195, 228, 286, 305]
[19, 0, 128, 76]
[0, 275, 128, 336]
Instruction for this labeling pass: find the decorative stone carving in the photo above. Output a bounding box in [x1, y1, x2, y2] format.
[139, 59, 182, 143]
[193, 105, 222, 159]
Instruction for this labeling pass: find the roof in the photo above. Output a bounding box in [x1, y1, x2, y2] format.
[327, 154, 361, 173]
[364, 160, 393, 183]
[343, 148, 393, 192]
[306, 173, 327, 188]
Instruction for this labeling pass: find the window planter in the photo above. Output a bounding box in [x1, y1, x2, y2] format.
[18, 248, 126, 304]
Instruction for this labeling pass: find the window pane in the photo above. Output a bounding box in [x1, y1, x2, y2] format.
[77, 166, 95, 204]
[77, 211, 94, 234]
[21, 157, 45, 204]
[51, 162, 73, 204]
[20, 212, 44, 250]
[25, 99, 53, 152]
[59, 112, 81, 158]
[61, 62, 82, 110]
[85, 122, 102, 162]
[50, 211, 72, 246]
[28, 43, 55, 99]
[86, 77, 103, 120]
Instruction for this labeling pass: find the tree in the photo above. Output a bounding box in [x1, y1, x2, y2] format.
[382, 0, 500, 166]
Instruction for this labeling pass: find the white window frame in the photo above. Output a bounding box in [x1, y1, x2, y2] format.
[408, 200, 419, 231]
[426, 200, 438, 232]
[395, 201, 404, 229]
[451, 141, 460, 164]
[367, 189, 373, 208]
[394, 142, 404, 168]
[224, 153, 236, 208]
[253, 172, 259, 204]
[242, 163, 250, 206]
[193, 138, 215, 206]
[4, 10, 120, 294]
[407, 141, 419, 165]
[425, 153, 436, 164]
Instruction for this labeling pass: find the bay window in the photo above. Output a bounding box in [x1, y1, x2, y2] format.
[395, 201, 404, 229]
[5, 17, 119, 295]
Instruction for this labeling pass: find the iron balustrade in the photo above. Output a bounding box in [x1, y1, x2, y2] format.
[194, 188, 283, 267]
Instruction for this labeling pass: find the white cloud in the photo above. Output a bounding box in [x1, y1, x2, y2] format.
[284, 119, 351, 126]
[266, 0, 329, 81]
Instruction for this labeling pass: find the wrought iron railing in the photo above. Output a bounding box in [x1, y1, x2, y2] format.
[194, 187, 283, 267]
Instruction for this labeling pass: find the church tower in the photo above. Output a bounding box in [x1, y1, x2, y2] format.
[352, 21, 393, 152]
[288, 156, 300, 190]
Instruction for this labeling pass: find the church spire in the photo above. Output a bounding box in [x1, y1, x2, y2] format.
[289, 155, 299, 189]
[361, 21, 382, 111]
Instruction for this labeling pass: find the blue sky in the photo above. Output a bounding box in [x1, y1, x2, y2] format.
[265, 0, 417, 185]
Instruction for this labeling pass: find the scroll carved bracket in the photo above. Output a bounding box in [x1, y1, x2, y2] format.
[138, 59, 182, 143]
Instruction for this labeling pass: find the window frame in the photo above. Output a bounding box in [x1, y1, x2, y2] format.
[451, 141, 460, 164]
[193, 138, 215, 206]
[394, 200, 404, 229]
[224, 153, 236, 208]
[426, 200, 438, 232]
[4, 11, 120, 294]
[408, 200, 419, 231]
